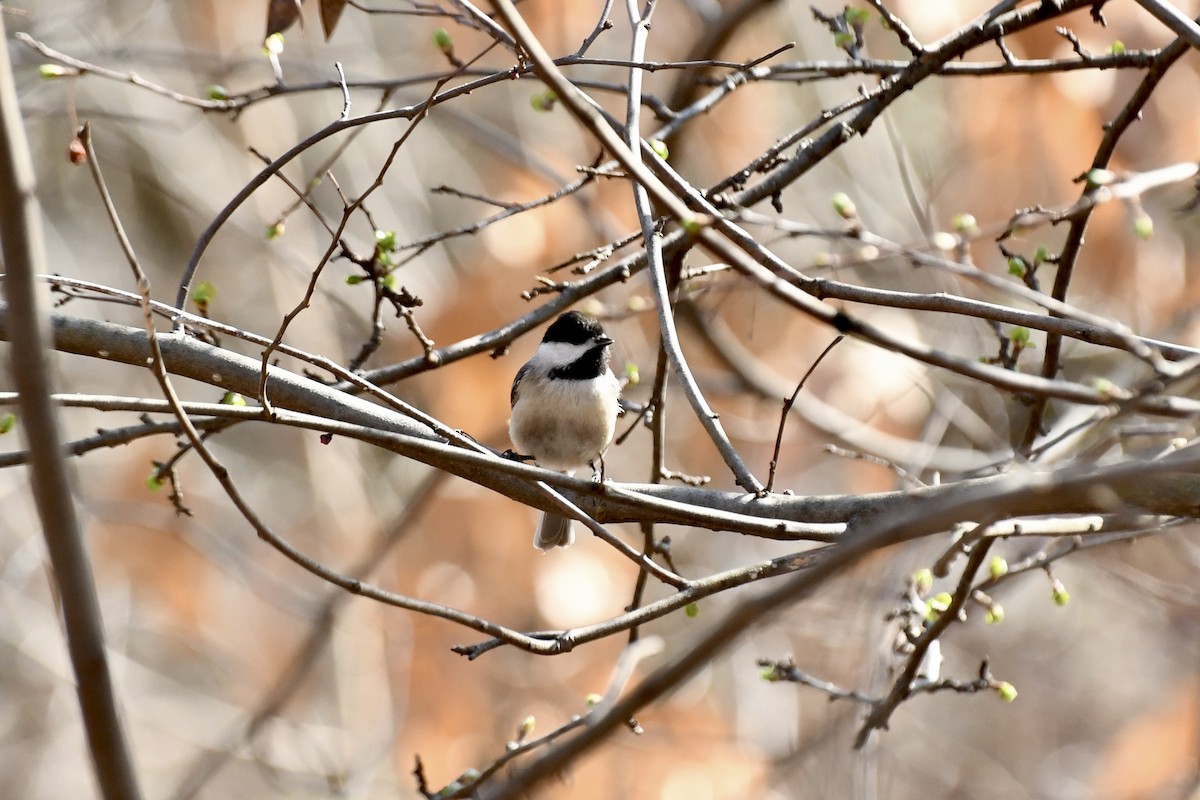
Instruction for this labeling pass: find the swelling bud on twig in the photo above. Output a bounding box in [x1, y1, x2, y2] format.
[190, 280, 216, 312]
[1132, 213, 1153, 240]
[38, 64, 72, 79]
[1084, 168, 1116, 188]
[1051, 578, 1071, 606]
[262, 33, 285, 56]
[433, 27, 453, 52]
[925, 591, 952, 622]
[205, 85, 229, 101]
[265, 222, 285, 240]
[994, 681, 1018, 702]
[145, 471, 165, 492]
[952, 213, 980, 236]
[989, 556, 1009, 579]
[844, 7, 871, 28]
[986, 604, 1005, 624]
[68, 135, 87, 165]
[831, 192, 857, 220]
[517, 715, 535, 740]
[684, 602, 700, 618]
[0, 413, 15, 435]
[220, 392, 247, 406]
[650, 139, 669, 161]
[624, 363, 640, 386]
[912, 567, 933, 595]
[1091, 377, 1116, 398]
[375, 229, 397, 252]
[530, 90, 558, 111]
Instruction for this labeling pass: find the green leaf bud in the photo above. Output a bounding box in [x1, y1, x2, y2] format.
[375, 229, 397, 252]
[262, 33, 285, 56]
[1051, 578, 1070, 606]
[1133, 214, 1153, 241]
[844, 8, 871, 27]
[952, 213, 979, 235]
[831, 192, 857, 219]
[995, 681, 1018, 702]
[925, 591, 952, 621]
[190, 280, 216, 308]
[530, 90, 558, 112]
[912, 567, 933, 595]
[1085, 168, 1116, 187]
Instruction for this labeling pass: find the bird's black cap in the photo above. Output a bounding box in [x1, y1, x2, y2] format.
[543, 311, 607, 345]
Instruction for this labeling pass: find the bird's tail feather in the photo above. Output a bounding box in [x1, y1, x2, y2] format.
[534, 513, 574, 550]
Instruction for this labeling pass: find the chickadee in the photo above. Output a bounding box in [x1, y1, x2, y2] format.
[509, 311, 621, 550]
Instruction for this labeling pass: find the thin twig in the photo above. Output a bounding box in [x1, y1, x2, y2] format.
[766, 335, 843, 492]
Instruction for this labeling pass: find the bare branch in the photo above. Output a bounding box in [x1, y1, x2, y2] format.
[0, 23, 141, 800]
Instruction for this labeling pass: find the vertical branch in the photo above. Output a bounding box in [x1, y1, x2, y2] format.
[627, 335, 672, 644]
[1018, 34, 1194, 453]
[488, 0, 765, 494]
[0, 20, 143, 800]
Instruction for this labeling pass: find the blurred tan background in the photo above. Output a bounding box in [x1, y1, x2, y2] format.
[1, 1, 1198, 797]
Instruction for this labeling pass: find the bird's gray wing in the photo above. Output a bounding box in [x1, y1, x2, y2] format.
[510, 363, 530, 407]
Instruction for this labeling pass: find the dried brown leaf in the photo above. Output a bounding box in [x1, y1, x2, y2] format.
[266, 0, 304, 38]
[320, 0, 348, 40]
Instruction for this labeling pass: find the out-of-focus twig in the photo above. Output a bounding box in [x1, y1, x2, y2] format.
[0, 22, 142, 800]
